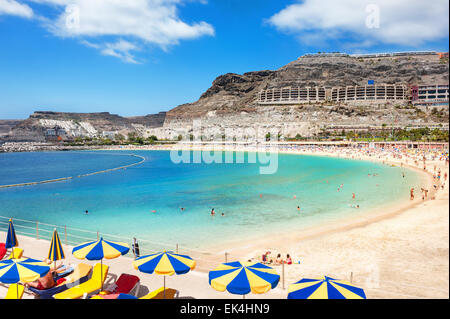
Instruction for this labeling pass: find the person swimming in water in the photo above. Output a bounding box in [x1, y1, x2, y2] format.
[85, 210, 88, 215]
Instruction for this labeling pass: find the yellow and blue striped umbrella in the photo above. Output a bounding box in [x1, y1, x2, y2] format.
[287, 276, 366, 299]
[0, 258, 50, 284]
[209, 261, 280, 296]
[133, 251, 195, 298]
[132, 251, 196, 275]
[72, 237, 129, 260]
[48, 229, 65, 262]
[72, 237, 129, 290]
[5, 218, 18, 250]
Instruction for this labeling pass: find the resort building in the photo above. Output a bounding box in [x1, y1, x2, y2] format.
[322, 123, 449, 134]
[411, 84, 449, 106]
[258, 87, 327, 104]
[331, 84, 408, 102]
[257, 84, 408, 104]
[44, 127, 66, 142]
[102, 131, 118, 139]
[258, 84, 448, 106]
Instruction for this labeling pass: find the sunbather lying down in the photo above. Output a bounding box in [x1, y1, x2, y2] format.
[24, 259, 65, 290]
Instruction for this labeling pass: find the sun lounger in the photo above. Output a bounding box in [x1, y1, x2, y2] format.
[53, 263, 109, 299]
[8, 247, 23, 259]
[99, 273, 140, 296]
[27, 263, 92, 299]
[0, 243, 6, 260]
[5, 284, 24, 299]
[139, 287, 179, 299]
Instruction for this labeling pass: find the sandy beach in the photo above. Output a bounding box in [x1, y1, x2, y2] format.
[1, 144, 448, 299]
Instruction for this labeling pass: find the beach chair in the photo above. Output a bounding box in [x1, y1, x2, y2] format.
[8, 247, 23, 259]
[5, 284, 25, 299]
[27, 263, 92, 299]
[98, 273, 140, 297]
[53, 263, 109, 299]
[139, 287, 179, 299]
[0, 243, 6, 260]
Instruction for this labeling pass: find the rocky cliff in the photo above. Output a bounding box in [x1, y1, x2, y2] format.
[166, 53, 448, 120]
[2, 111, 166, 142]
[158, 52, 448, 139]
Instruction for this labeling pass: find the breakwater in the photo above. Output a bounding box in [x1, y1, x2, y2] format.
[0, 153, 145, 188]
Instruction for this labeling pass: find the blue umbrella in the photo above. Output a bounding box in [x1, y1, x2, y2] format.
[0, 257, 50, 299]
[72, 237, 130, 290]
[209, 261, 280, 298]
[5, 219, 18, 258]
[117, 293, 138, 299]
[287, 276, 367, 299]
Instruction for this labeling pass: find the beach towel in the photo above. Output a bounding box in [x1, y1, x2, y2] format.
[0, 243, 6, 260]
[113, 274, 140, 295]
[53, 266, 74, 281]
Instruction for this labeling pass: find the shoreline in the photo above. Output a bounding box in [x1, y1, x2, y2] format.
[174, 147, 436, 255]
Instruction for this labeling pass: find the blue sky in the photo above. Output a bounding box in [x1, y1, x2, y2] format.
[0, 0, 448, 119]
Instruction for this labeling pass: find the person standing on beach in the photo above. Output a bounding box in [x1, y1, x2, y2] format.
[211, 208, 215, 216]
[410, 188, 414, 200]
[132, 238, 140, 259]
[352, 193, 356, 200]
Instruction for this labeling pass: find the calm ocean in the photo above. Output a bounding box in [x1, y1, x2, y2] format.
[0, 150, 422, 251]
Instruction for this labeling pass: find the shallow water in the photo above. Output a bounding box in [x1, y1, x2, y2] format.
[0, 150, 422, 252]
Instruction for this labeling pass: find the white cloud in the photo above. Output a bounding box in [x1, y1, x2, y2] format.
[0, 0, 33, 18]
[82, 39, 142, 64]
[12, 0, 214, 63]
[268, 0, 449, 47]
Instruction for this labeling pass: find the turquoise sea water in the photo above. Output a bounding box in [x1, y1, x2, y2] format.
[0, 150, 423, 251]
